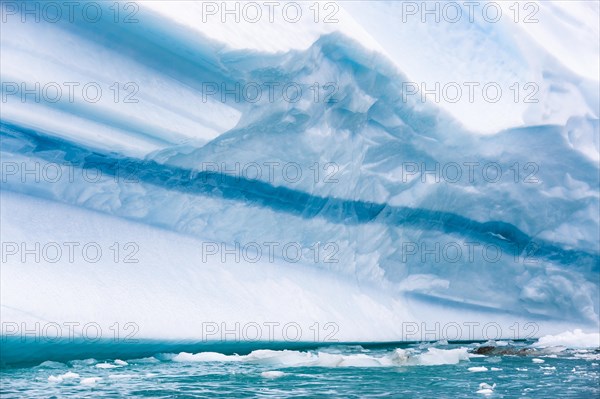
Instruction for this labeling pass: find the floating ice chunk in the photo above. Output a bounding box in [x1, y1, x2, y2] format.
[246, 349, 316, 367]
[321, 353, 382, 368]
[533, 329, 600, 349]
[61, 372, 80, 379]
[414, 348, 470, 366]
[173, 352, 242, 362]
[573, 351, 600, 361]
[476, 382, 496, 395]
[96, 363, 118, 369]
[114, 359, 128, 366]
[468, 366, 489, 372]
[108, 374, 136, 379]
[48, 371, 80, 383]
[261, 371, 286, 378]
[391, 348, 409, 364]
[170, 347, 470, 368]
[532, 358, 545, 363]
[80, 377, 102, 385]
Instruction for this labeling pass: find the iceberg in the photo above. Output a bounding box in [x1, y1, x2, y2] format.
[0, 1, 598, 366]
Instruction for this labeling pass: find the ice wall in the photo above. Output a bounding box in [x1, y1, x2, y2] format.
[1, 2, 598, 356]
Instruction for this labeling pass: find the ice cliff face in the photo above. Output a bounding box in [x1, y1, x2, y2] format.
[1, 1, 598, 353]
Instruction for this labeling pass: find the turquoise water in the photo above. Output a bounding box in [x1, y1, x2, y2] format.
[1, 341, 598, 398]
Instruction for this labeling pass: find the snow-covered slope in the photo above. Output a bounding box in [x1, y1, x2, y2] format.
[1, 1, 598, 359]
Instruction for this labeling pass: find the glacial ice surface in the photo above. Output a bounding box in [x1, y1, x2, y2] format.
[0, 1, 598, 354]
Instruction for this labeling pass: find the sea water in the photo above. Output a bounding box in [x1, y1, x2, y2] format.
[1, 340, 598, 398]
